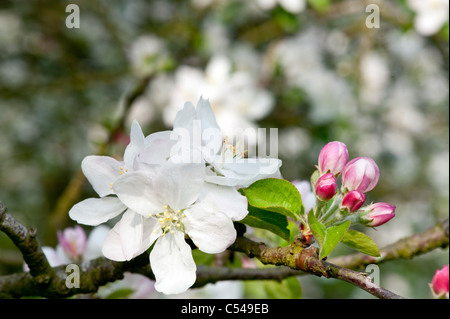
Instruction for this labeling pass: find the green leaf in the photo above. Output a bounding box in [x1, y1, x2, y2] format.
[307, 210, 326, 248]
[243, 178, 303, 220]
[307, 0, 331, 12]
[104, 288, 135, 299]
[320, 221, 351, 259]
[341, 229, 381, 257]
[263, 277, 302, 299]
[241, 205, 290, 241]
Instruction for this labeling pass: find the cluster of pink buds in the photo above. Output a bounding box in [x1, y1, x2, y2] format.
[313, 141, 395, 227]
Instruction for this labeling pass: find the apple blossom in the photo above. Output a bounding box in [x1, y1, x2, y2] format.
[103, 161, 247, 295]
[317, 141, 349, 176]
[341, 157, 380, 193]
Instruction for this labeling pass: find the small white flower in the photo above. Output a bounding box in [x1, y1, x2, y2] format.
[256, 0, 306, 14]
[408, 0, 449, 36]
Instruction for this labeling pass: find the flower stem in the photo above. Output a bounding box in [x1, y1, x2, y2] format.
[319, 194, 342, 225]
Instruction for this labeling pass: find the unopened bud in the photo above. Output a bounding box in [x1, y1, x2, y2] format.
[341, 157, 380, 193]
[317, 141, 349, 176]
[341, 190, 366, 213]
[57, 225, 87, 261]
[358, 202, 395, 227]
[315, 173, 337, 201]
[430, 265, 449, 299]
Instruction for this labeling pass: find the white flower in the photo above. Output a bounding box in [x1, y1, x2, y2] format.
[103, 161, 243, 294]
[256, 0, 306, 14]
[127, 35, 169, 78]
[172, 97, 282, 187]
[408, 0, 449, 36]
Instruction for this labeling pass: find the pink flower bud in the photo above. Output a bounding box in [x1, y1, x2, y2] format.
[430, 265, 449, 299]
[57, 225, 87, 261]
[315, 173, 337, 201]
[359, 202, 395, 227]
[317, 141, 349, 176]
[341, 157, 380, 193]
[341, 190, 366, 212]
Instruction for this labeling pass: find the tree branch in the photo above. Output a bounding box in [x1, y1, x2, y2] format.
[0, 201, 54, 286]
[229, 237, 404, 299]
[329, 218, 449, 270]
[1, 199, 448, 299]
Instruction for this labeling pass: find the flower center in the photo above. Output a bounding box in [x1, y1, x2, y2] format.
[110, 166, 129, 192]
[218, 136, 247, 167]
[152, 205, 185, 236]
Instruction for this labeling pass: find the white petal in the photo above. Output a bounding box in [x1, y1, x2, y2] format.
[173, 101, 197, 131]
[150, 232, 197, 294]
[102, 222, 126, 261]
[223, 158, 282, 175]
[208, 158, 282, 187]
[113, 171, 164, 216]
[200, 183, 248, 221]
[184, 203, 237, 254]
[280, 0, 306, 13]
[120, 210, 144, 261]
[155, 162, 205, 211]
[68, 197, 126, 226]
[81, 156, 123, 197]
[137, 136, 176, 166]
[102, 215, 161, 262]
[124, 120, 146, 169]
[42, 246, 70, 267]
[83, 225, 110, 261]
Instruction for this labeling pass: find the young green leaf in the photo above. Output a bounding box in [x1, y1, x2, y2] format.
[320, 220, 351, 259]
[241, 205, 291, 241]
[307, 210, 326, 248]
[263, 276, 302, 299]
[341, 229, 381, 257]
[243, 178, 303, 220]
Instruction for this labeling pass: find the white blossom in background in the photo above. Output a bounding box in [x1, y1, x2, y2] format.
[272, 27, 357, 124]
[407, 0, 449, 36]
[0, 12, 23, 54]
[255, 0, 306, 14]
[161, 54, 274, 138]
[127, 35, 169, 78]
[359, 52, 390, 106]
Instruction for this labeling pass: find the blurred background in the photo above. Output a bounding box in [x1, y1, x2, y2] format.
[0, 0, 448, 298]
